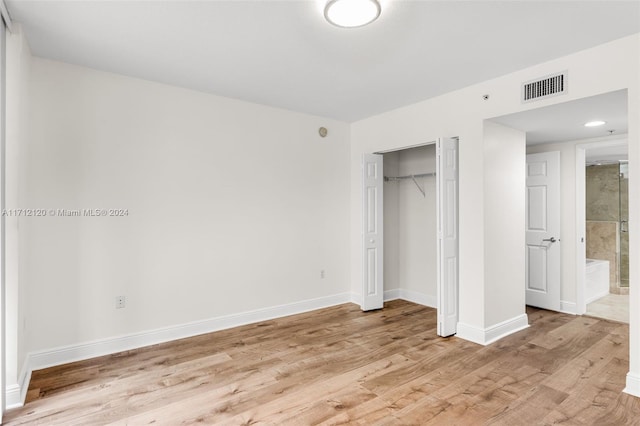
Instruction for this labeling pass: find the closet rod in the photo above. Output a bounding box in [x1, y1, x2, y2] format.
[383, 172, 435, 181]
[384, 173, 435, 198]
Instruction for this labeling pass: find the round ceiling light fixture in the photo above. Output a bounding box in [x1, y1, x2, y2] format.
[584, 120, 606, 127]
[324, 0, 381, 28]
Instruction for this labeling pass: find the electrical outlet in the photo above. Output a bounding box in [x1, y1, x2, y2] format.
[320, 270, 325, 279]
[116, 296, 126, 309]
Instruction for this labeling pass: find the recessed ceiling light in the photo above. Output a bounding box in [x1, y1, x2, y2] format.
[324, 0, 381, 28]
[584, 120, 606, 127]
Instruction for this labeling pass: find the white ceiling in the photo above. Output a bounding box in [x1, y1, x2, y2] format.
[6, 1, 640, 122]
[490, 89, 628, 145]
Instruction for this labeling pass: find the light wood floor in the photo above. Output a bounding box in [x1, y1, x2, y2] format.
[5, 300, 640, 425]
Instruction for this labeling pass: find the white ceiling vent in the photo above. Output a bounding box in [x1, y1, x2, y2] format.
[522, 71, 567, 103]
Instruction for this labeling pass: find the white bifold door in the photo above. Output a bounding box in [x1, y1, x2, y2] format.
[361, 153, 384, 311]
[361, 138, 459, 338]
[436, 137, 459, 337]
[525, 151, 561, 311]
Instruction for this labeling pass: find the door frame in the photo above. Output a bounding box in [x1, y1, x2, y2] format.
[362, 141, 436, 311]
[575, 137, 628, 314]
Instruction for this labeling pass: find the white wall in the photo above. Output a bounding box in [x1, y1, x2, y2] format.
[350, 34, 639, 350]
[631, 48, 640, 394]
[23, 58, 351, 354]
[5, 24, 31, 404]
[397, 146, 437, 300]
[482, 122, 526, 326]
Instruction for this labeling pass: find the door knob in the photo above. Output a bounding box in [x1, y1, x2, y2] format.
[542, 237, 557, 243]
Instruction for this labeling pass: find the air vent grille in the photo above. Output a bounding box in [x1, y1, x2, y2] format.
[522, 72, 567, 102]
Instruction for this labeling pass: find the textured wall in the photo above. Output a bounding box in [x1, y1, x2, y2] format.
[585, 221, 619, 292]
[586, 164, 620, 221]
[585, 163, 629, 291]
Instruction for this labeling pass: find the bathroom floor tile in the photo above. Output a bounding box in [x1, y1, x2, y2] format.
[586, 294, 629, 323]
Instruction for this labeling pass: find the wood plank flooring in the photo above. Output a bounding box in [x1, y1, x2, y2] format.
[5, 300, 640, 425]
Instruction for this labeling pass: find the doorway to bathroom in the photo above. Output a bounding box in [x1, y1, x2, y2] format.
[576, 139, 629, 323]
[486, 89, 630, 321]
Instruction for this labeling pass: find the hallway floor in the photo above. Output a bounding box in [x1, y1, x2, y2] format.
[586, 293, 629, 323]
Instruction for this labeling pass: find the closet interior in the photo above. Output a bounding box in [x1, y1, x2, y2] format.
[383, 144, 437, 305]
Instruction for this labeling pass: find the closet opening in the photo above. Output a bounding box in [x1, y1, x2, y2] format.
[382, 144, 438, 309]
[362, 138, 459, 337]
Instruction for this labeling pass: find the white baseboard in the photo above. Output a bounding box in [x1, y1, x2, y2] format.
[624, 372, 640, 398]
[398, 289, 437, 308]
[6, 361, 32, 409]
[384, 289, 436, 308]
[383, 289, 400, 301]
[457, 314, 529, 346]
[9, 292, 354, 407]
[6, 384, 22, 409]
[560, 300, 578, 315]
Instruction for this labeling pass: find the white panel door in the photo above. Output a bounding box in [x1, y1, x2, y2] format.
[437, 137, 459, 337]
[526, 152, 561, 310]
[362, 154, 384, 311]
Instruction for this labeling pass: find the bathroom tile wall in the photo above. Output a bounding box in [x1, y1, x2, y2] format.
[586, 164, 619, 221]
[586, 221, 619, 292]
[585, 163, 628, 293]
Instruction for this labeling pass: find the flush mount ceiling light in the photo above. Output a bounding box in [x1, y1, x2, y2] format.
[584, 120, 606, 127]
[324, 0, 381, 28]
